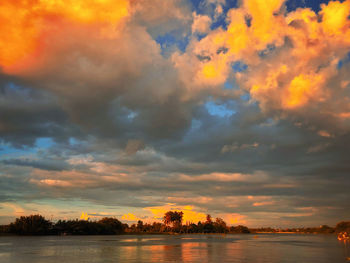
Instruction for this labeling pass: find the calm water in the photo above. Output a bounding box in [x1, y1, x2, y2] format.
[0, 234, 349, 263]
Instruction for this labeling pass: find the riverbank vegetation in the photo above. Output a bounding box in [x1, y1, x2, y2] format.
[0, 212, 349, 236]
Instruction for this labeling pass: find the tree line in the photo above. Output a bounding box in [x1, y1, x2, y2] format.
[128, 212, 250, 234]
[250, 222, 350, 234]
[0, 212, 248, 235]
[0, 211, 348, 236]
[0, 215, 126, 235]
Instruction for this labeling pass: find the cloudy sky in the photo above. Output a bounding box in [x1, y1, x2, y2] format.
[0, 0, 349, 227]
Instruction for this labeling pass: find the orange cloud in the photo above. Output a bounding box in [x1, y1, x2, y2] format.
[253, 201, 275, 207]
[244, 0, 285, 47]
[179, 171, 269, 183]
[43, 0, 129, 24]
[177, 0, 350, 128]
[80, 212, 89, 220]
[30, 169, 97, 188]
[192, 12, 212, 34]
[283, 73, 325, 109]
[225, 10, 250, 55]
[320, 0, 350, 36]
[29, 165, 140, 190]
[1, 203, 26, 217]
[217, 213, 247, 225]
[38, 179, 73, 187]
[318, 130, 332, 137]
[122, 213, 141, 221]
[338, 112, 350, 119]
[0, 0, 130, 73]
[200, 58, 229, 85]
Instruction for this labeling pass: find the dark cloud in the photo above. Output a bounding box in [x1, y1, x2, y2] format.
[1, 158, 69, 171]
[0, 0, 349, 226]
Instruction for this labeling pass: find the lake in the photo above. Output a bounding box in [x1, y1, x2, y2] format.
[0, 234, 349, 262]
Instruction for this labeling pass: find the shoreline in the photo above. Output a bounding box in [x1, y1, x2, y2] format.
[0, 232, 340, 237]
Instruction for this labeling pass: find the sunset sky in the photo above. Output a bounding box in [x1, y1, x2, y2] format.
[0, 0, 350, 227]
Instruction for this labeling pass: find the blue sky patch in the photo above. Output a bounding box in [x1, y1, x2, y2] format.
[0, 143, 36, 158]
[240, 93, 251, 102]
[211, 15, 229, 30]
[189, 118, 202, 132]
[337, 52, 350, 69]
[224, 82, 234, 90]
[35, 137, 55, 149]
[190, 0, 238, 30]
[285, 0, 334, 13]
[205, 100, 236, 117]
[232, 61, 248, 72]
[69, 137, 80, 146]
[196, 33, 208, 41]
[156, 33, 190, 54]
[259, 44, 276, 58]
[127, 111, 138, 120]
[3, 82, 31, 97]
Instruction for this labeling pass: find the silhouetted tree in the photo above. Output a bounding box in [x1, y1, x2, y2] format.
[203, 214, 214, 233]
[163, 211, 183, 228]
[318, 225, 334, 234]
[335, 221, 350, 233]
[187, 223, 199, 233]
[10, 215, 52, 235]
[214, 218, 228, 233]
[230, 225, 250, 233]
[151, 222, 163, 232]
[98, 217, 125, 234]
[206, 214, 212, 224]
[0, 224, 10, 234]
[137, 220, 144, 232]
[197, 221, 204, 233]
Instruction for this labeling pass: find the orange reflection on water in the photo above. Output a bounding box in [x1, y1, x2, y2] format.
[181, 242, 208, 262]
[147, 245, 166, 262]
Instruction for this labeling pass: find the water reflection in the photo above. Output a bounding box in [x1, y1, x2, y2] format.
[0, 234, 349, 263]
[181, 242, 208, 262]
[339, 240, 350, 261]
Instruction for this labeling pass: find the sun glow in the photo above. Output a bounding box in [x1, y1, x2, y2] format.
[145, 204, 207, 224]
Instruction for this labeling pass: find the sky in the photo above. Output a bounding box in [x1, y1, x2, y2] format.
[0, 0, 349, 227]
